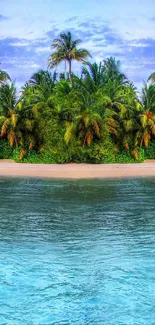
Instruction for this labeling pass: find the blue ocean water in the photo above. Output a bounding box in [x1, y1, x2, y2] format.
[0, 177, 155, 324]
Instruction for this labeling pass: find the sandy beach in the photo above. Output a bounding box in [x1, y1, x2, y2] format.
[0, 160, 155, 179]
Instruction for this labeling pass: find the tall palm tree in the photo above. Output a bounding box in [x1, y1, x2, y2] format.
[48, 31, 91, 80]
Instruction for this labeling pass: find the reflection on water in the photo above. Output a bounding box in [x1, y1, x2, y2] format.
[0, 177, 155, 324]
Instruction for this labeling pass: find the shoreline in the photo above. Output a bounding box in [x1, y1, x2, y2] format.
[0, 160, 155, 179]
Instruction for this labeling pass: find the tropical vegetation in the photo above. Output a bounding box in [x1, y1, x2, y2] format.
[1, 31, 155, 163]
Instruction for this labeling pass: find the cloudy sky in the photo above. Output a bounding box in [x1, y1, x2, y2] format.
[1, 0, 155, 88]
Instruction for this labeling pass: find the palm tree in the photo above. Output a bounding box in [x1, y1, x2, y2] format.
[74, 109, 102, 146]
[48, 31, 91, 80]
[64, 108, 102, 147]
[17, 99, 42, 152]
[20, 82, 48, 151]
[0, 69, 10, 85]
[0, 82, 17, 115]
[141, 82, 155, 114]
[28, 70, 57, 100]
[63, 84, 116, 146]
[135, 108, 155, 147]
[81, 61, 105, 92]
[0, 82, 41, 152]
[133, 82, 155, 147]
[0, 82, 20, 147]
[103, 57, 128, 85]
[21, 70, 56, 117]
[148, 72, 155, 83]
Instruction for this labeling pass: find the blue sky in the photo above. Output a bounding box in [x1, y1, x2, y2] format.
[1, 0, 155, 88]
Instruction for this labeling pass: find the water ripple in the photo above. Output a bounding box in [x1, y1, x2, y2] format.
[0, 177, 155, 324]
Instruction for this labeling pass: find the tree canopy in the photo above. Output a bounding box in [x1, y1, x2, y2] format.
[1, 32, 155, 163]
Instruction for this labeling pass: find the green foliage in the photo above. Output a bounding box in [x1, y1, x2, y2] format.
[0, 140, 13, 159]
[114, 150, 135, 163]
[115, 148, 145, 163]
[1, 48, 155, 164]
[22, 150, 56, 164]
[138, 147, 145, 162]
[144, 141, 155, 159]
[0, 69, 10, 84]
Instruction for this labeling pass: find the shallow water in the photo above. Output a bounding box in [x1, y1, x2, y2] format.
[0, 177, 155, 324]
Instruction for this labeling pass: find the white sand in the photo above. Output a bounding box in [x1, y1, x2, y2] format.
[0, 160, 155, 179]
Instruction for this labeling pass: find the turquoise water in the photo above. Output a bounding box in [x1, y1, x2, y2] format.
[0, 177, 155, 324]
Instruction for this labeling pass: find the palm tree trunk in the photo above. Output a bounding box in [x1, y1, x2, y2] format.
[68, 60, 72, 81]
[65, 60, 67, 80]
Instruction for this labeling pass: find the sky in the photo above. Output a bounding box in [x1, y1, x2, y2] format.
[1, 0, 155, 89]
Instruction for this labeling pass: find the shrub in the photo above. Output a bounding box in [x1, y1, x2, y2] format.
[144, 141, 155, 159]
[0, 140, 14, 159]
